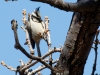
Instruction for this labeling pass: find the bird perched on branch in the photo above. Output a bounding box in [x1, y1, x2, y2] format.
[25, 7, 47, 57]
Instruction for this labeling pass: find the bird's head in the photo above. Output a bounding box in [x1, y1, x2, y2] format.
[31, 7, 42, 22]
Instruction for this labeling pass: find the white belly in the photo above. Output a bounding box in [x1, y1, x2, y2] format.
[31, 22, 45, 42]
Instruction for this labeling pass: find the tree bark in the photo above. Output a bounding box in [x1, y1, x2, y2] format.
[59, 12, 100, 75]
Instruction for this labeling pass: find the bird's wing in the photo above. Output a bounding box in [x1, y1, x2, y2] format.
[36, 42, 41, 57]
[26, 21, 35, 49]
[29, 33, 35, 49]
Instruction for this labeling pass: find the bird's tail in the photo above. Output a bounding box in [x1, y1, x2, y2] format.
[36, 42, 41, 57]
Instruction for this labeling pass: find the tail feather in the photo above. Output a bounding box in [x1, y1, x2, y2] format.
[29, 33, 35, 49]
[36, 42, 41, 57]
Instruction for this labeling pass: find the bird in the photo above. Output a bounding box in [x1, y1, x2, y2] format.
[25, 7, 46, 57]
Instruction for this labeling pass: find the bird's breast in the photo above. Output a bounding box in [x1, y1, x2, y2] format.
[31, 22, 45, 42]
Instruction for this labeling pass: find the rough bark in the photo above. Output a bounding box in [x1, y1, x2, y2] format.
[59, 12, 100, 75]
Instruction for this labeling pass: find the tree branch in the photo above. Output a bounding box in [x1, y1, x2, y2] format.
[1, 61, 16, 71]
[20, 47, 62, 72]
[29, 59, 59, 75]
[30, 0, 100, 13]
[21, 9, 34, 55]
[91, 30, 99, 75]
[57, 7, 100, 74]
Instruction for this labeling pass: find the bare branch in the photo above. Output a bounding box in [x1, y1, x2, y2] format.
[22, 9, 27, 24]
[19, 59, 25, 66]
[21, 9, 34, 55]
[20, 48, 62, 72]
[44, 16, 53, 74]
[91, 30, 99, 75]
[44, 16, 51, 46]
[26, 59, 33, 65]
[30, 59, 59, 75]
[30, 0, 100, 13]
[1, 61, 16, 71]
[20, 26, 34, 55]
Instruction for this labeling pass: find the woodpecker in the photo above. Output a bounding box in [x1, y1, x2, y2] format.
[25, 7, 46, 57]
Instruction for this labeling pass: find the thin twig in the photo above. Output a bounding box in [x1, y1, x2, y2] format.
[21, 26, 34, 55]
[29, 59, 59, 75]
[1, 61, 16, 71]
[91, 30, 99, 75]
[44, 16, 53, 74]
[20, 47, 62, 72]
[19, 59, 25, 66]
[44, 16, 51, 46]
[26, 59, 33, 65]
[21, 9, 34, 55]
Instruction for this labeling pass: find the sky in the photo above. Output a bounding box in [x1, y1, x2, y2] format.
[0, 0, 100, 75]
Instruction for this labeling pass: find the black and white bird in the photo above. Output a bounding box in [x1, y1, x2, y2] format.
[25, 7, 46, 57]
